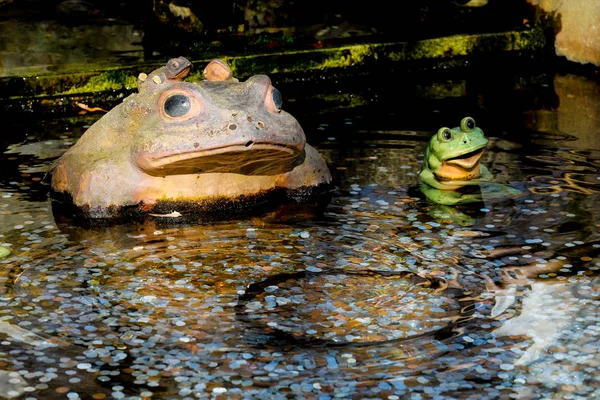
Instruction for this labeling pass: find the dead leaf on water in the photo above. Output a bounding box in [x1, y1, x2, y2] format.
[149, 211, 183, 218]
[74, 102, 108, 113]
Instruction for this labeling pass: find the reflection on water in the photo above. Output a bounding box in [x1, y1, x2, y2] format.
[1, 73, 600, 399]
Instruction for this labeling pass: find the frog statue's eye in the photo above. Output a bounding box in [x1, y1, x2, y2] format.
[437, 127, 453, 142]
[460, 117, 476, 131]
[272, 87, 283, 111]
[163, 94, 191, 117]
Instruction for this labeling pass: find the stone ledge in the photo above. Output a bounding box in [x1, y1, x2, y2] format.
[0, 27, 551, 103]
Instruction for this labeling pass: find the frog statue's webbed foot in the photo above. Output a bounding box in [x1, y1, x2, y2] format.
[137, 56, 193, 93]
[203, 59, 239, 82]
[165, 57, 192, 80]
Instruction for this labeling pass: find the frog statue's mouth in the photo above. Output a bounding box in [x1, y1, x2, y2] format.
[135, 142, 305, 177]
[442, 147, 484, 170]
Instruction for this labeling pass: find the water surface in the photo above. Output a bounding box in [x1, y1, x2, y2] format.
[1, 71, 599, 399]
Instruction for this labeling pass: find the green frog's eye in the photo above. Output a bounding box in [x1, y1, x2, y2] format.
[437, 127, 453, 142]
[164, 94, 191, 117]
[272, 87, 283, 111]
[460, 117, 476, 131]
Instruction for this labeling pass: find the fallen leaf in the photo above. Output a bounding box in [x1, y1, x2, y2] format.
[149, 211, 183, 218]
[74, 102, 108, 113]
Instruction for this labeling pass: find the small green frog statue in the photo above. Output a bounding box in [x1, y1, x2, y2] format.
[419, 117, 491, 205]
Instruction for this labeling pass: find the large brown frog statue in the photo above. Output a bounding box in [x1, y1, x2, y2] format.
[50, 57, 332, 220]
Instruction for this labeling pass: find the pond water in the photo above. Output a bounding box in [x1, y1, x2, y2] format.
[1, 68, 599, 399]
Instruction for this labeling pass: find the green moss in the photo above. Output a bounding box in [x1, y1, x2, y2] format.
[391, 35, 471, 61]
[316, 44, 375, 69]
[383, 29, 546, 62]
[226, 56, 268, 77]
[60, 70, 138, 95]
[186, 70, 205, 82]
[2, 27, 552, 101]
[509, 28, 546, 51]
[215, 28, 548, 78]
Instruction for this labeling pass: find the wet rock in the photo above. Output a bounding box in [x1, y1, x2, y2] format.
[528, 0, 600, 65]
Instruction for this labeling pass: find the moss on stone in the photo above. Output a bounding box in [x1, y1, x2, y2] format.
[315, 44, 376, 69]
[1, 26, 552, 102]
[186, 70, 205, 82]
[60, 70, 139, 95]
[212, 27, 548, 78]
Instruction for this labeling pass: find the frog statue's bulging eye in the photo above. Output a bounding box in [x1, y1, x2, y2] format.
[272, 87, 283, 111]
[437, 127, 453, 142]
[460, 117, 476, 131]
[164, 94, 191, 117]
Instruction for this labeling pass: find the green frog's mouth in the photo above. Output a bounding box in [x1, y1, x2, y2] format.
[136, 143, 305, 176]
[443, 147, 484, 170]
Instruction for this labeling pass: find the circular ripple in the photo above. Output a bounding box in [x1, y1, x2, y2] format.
[4, 216, 507, 397]
[238, 269, 474, 345]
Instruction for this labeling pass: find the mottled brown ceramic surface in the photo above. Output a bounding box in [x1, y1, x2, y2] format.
[50, 58, 332, 218]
